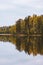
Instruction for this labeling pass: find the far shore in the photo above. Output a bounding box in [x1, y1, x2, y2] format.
[0, 34, 42, 37]
[0, 34, 13, 36]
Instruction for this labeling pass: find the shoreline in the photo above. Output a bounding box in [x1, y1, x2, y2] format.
[0, 34, 13, 36]
[0, 34, 42, 37]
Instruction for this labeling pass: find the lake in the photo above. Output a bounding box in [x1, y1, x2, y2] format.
[0, 36, 43, 65]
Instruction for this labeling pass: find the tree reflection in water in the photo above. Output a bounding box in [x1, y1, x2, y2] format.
[0, 36, 43, 56]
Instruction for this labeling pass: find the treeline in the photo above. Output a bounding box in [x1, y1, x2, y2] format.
[0, 25, 16, 34]
[16, 15, 43, 35]
[0, 14, 43, 35]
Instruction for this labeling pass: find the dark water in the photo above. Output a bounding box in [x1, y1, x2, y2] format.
[0, 36, 43, 65]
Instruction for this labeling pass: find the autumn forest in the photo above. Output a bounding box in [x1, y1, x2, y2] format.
[0, 15, 43, 36]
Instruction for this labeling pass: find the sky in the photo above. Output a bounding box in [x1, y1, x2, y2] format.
[0, 0, 43, 26]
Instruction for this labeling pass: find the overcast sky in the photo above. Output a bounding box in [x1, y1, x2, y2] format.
[0, 0, 43, 26]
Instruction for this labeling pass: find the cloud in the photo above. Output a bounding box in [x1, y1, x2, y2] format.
[12, 0, 43, 10]
[0, 0, 16, 10]
[0, 4, 14, 10]
[0, 0, 43, 11]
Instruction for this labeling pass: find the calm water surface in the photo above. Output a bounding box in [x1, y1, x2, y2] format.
[0, 36, 43, 65]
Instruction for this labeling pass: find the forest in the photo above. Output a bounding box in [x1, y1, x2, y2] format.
[0, 14, 43, 36]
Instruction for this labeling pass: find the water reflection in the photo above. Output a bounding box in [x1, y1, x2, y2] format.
[0, 36, 43, 56]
